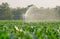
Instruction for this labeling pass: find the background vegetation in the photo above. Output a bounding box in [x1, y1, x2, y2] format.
[0, 2, 60, 20]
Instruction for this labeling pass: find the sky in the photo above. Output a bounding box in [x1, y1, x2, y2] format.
[0, 0, 60, 8]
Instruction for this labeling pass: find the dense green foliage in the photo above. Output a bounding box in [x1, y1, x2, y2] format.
[0, 20, 60, 39]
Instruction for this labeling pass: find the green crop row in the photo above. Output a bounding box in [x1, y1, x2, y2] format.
[0, 20, 60, 39]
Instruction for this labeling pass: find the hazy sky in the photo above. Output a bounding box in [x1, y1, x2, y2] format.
[0, 0, 60, 8]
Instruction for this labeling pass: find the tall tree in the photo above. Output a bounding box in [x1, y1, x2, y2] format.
[0, 2, 11, 20]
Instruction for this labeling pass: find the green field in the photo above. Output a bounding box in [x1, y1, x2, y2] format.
[0, 20, 60, 39]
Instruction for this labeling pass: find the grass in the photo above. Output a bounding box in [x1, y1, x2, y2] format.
[0, 20, 60, 39]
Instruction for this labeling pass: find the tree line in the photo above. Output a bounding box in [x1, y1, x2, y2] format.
[0, 2, 29, 20]
[0, 2, 60, 20]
